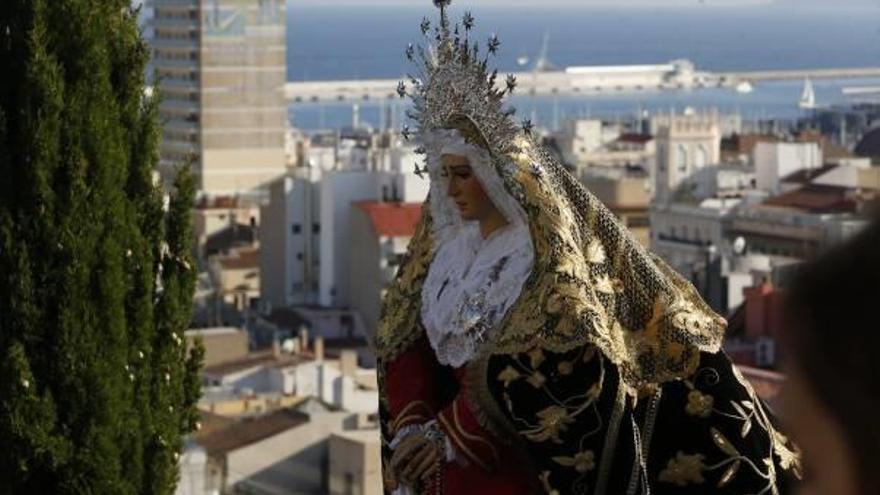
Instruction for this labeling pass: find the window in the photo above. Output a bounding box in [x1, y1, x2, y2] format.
[312, 223, 320, 234]
[627, 216, 650, 228]
[695, 144, 708, 168]
[292, 224, 301, 234]
[677, 144, 688, 174]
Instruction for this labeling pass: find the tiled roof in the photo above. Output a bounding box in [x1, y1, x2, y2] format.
[355, 201, 423, 237]
[780, 164, 838, 185]
[724, 134, 780, 154]
[197, 408, 309, 455]
[202, 350, 310, 376]
[217, 247, 259, 270]
[195, 410, 237, 438]
[205, 224, 256, 255]
[616, 133, 654, 144]
[763, 184, 856, 214]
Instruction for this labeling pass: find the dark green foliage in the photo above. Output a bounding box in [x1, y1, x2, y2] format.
[0, 1, 202, 493]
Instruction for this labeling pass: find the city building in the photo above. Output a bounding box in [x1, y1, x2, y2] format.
[555, 119, 605, 165]
[151, 0, 287, 194]
[328, 430, 383, 495]
[193, 195, 260, 260]
[650, 197, 739, 311]
[201, 339, 378, 414]
[578, 133, 656, 171]
[726, 185, 866, 260]
[319, 165, 427, 309]
[185, 327, 250, 368]
[319, 171, 387, 308]
[196, 405, 356, 495]
[175, 440, 208, 495]
[262, 130, 429, 311]
[260, 170, 323, 308]
[724, 281, 785, 368]
[753, 141, 823, 194]
[349, 201, 423, 339]
[652, 109, 722, 201]
[209, 246, 260, 311]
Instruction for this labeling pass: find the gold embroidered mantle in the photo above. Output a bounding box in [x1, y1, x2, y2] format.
[374, 130, 726, 396]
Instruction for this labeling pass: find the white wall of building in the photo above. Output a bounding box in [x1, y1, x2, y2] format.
[754, 142, 823, 194]
[813, 164, 867, 189]
[650, 199, 737, 276]
[295, 361, 378, 414]
[175, 441, 208, 495]
[319, 172, 384, 307]
[261, 171, 322, 309]
[328, 431, 382, 495]
[227, 411, 353, 494]
[390, 148, 430, 203]
[653, 111, 722, 201]
[559, 119, 604, 165]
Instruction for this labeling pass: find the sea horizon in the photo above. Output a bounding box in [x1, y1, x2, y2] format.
[287, 3, 880, 130]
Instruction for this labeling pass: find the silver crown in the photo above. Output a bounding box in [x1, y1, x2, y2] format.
[399, 0, 527, 174]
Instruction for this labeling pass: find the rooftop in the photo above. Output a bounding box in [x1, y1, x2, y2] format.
[780, 164, 839, 185]
[216, 247, 260, 271]
[355, 201, 423, 237]
[197, 195, 242, 210]
[205, 224, 256, 256]
[202, 350, 312, 377]
[185, 327, 242, 337]
[196, 408, 309, 456]
[616, 133, 654, 144]
[763, 184, 857, 214]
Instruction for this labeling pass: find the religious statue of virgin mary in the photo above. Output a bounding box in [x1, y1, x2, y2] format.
[374, 2, 801, 493]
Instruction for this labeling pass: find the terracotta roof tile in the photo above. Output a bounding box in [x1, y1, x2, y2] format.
[355, 201, 423, 237]
[217, 247, 260, 270]
[203, 350, 310, 376]
[763, 184, 856, 213]
[197, 408, 309, 455]
[617, 133, 654, 144]
[780, 164, 838, 184]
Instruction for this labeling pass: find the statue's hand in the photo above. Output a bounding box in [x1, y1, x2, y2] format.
[390, 434, 442, 487]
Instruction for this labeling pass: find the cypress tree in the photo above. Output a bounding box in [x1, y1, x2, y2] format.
[0, 1, 203, 493]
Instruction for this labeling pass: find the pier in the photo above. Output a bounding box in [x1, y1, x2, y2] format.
[285, 60, 880, 103]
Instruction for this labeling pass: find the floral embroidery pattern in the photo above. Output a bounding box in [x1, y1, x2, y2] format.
[659, 452, 707, 486]
[525, 406, 575, 444]
[552, 450, 596, 474]
[685, 389, 715, 418]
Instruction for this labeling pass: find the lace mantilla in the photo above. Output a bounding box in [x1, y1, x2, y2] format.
[420, 130, 534, 368]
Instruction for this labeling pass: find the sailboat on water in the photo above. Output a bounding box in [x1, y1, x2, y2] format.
[799, 77, 817, 109]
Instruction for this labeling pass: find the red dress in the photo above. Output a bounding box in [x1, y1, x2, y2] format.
[385, 336, 535, 494]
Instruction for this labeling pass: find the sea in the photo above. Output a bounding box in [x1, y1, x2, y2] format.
[287, 3, 880, 131]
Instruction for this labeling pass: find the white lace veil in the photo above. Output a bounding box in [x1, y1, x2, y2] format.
[419, 129, 535, 367]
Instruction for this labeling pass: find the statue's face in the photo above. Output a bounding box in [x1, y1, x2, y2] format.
[441, 153, 496, 222]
